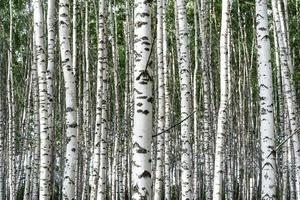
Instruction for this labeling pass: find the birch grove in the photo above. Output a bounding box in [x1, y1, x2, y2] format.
[1, 0, 300, 199]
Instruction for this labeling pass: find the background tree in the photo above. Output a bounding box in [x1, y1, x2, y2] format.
[0, 0, 300, 199]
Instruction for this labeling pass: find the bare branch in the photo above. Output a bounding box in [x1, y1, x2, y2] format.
[152, 110, 196, 138]
[267, 127, 300, 158]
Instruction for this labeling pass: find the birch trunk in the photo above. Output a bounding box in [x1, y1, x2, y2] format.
[59, 0, 78, 199]
[272, 0, 300, 197]
[192, 1, 199, 198]
[132, 0, 153, 198]
[8, 0, 16, 199]
[0, 35, 4, 200]
[256, 0, 276, 198]
[198, 0, 213, 197]
[46, 0, 55, 196]
[90, 20, 103, 200]
[23, 150, 32, 200]
[96, 0, 108, 198]
[81, 1, 90, 199]
[110, 0, 121, 198]
[154, 0, 165, 198]
[33, 0, 52, 198]
[273, 5, 288, 200]
[123, 6, 131, 197]
[72, 0, 77, 75]
[163, 0, 171, 198]
[212, 0, 230, 199]
[176, 0, 192, 198]
[32, 44, 40, 200]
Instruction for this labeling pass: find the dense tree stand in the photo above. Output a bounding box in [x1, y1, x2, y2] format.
[0, 0, 300, 199]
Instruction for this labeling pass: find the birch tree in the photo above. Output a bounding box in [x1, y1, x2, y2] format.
[109, 1, 121, 198]
[272, 0, 300, 197]
[213, 0, 230, 199]
[72, 0, 77, 75]
[32, 37, 40, 200]
[132, 0, 153, 198]
[81, 0, 90, 199]
[46, 0, 55, 195]
[198, 0, 213, 198]
[175, 0, 192, 198]
[33, 0, 52, 198]
[90, 15, 103, 200]
[256, 0, 276, 198]
[0, 62, 3, 200]
[192, 1, 199, 198]
[96, 0, 108, 199]
[154, 0, 165, 198]
[163, 0, 171, 199]
[58, 0, 78, 199]
[8, 1, 16, 199]
[2, 0, 300, 199]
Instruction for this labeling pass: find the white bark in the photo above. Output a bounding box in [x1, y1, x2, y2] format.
[212, 0, 230, 199]
[163, 0, 171, 199]
[23, 150, 32, 200]
[192, 1, 199, 198]
[198, 0, 213, 197]
[34, 0, 51, 198]
[32, 44, 40, 200]
[110, 0, 121, 198]
[256, 0, 276, 198]
[132, 0, 153, 198]
[90, 28, 102, 200]
[122, 7, 131, 197]
[277, 0, 293, 74]
[59, 0, 78, 199]
[81, 1, 90, 199]
[272, 5, 287, 200]
[72, 0, 77, 75]
[0, 40, 4, 200]
[272, 0, 300, 197]
[8, 1, 16, 199]
[96, 0, 108, 199]
[176, 0, 192, 198]
[46, 0, 55, 196]
[154, 0, 165, 198]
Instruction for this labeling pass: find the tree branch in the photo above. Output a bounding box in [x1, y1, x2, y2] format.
[152, 110, 196, 138]
[267, 127, 300, 158]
